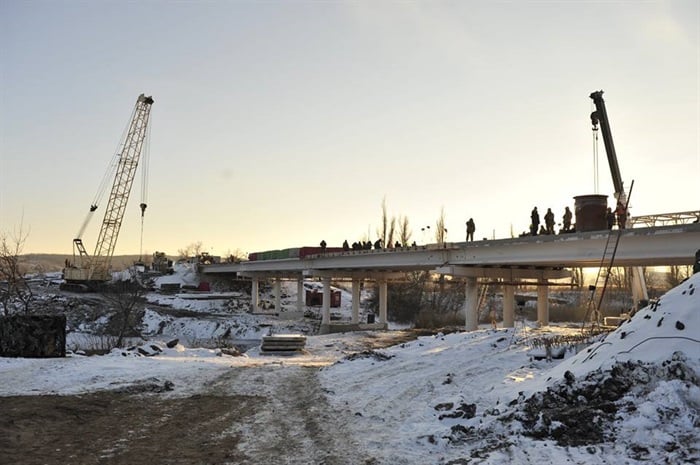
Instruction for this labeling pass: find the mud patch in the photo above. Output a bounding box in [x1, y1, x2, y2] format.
[0, 392, 260, 465]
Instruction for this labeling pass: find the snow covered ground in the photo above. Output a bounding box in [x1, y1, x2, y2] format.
[1, 266, 698, 464]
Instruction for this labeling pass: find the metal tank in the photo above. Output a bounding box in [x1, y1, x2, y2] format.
[574, 194, 608, 232]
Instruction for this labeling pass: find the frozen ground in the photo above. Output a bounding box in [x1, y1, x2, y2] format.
[1, 267, 698, 464]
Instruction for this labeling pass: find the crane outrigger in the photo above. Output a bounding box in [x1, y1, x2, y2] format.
[62, 94, 154, 291]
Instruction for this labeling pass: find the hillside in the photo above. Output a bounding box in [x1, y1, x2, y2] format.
[20, 254, 176, 273]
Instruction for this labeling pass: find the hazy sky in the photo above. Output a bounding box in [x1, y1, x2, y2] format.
[1, 1, 698, 258]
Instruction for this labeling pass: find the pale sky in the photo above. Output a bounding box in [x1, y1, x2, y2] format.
[1, 1, 698, 258]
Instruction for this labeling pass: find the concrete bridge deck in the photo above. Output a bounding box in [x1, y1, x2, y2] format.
[200, 223, 700, 332]
[204, 223, 699, 274]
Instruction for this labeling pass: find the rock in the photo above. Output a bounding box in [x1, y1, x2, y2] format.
[166, 338, 179, 348]
[564, 370, 576, 385]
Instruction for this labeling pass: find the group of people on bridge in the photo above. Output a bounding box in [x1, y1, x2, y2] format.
[529, 206, 573, 236]
[320, 238, 418, 252]
[320, 201, 635, 253]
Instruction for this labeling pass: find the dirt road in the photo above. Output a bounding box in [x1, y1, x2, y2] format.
[0, 331, 426, 464]
[0, 367, 378, 465]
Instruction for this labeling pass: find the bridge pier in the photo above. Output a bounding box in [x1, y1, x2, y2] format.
[378, 279, 388, 324]
[274, 279, 281, 313]
[464, 277, 479, 331]
[351, 278, 361, 323]
[296, 278, 304, 313]
[251, 278, 259, 312]
[322, 276, 331, 325]
[537, 282, 549, 326]
[503, 285, 515, 328]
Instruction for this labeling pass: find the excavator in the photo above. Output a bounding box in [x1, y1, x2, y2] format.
[589, 90, 649, 311]
[62, 94, 154, 291]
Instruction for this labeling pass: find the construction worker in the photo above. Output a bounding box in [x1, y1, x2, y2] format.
[544, 208, 555, 234]
[466, 218, 475, 241]
[562, 207, 572, 232]
[606, 207, 615, 229]
[615, 201, 627, 229]
[530, 207, 540, 235]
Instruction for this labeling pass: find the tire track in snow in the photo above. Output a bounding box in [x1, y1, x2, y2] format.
[211, 364, 376, 465]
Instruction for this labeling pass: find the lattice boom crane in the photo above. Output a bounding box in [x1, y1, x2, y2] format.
[63, 94, 154, 289]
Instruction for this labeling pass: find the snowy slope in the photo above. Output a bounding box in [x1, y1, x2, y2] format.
[319, 273, 700, 464]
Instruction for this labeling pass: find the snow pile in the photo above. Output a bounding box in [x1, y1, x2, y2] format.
[547, 276, 700, 380]
[319, 273, 700, 464]
[152, 261, 200, 288]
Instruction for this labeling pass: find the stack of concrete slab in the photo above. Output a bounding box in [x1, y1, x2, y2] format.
[260, 334, 307, 353]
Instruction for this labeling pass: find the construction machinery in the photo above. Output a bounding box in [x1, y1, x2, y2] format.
[62, 94, 154, 291]
[589, 90, 649, 311]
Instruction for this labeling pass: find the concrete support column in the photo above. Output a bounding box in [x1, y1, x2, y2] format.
[378, 279, 388, 324]
[322, 276, 331, 325]
[503, 285, 515, 328]
[464, 277, 479, 331]
[351, 279, 361, 324]
[537, 282, 549, 327]
[631, 267, 649, 308]
[296, 278, 304, 313]
[251, 279, 259, 312]
[274, 278, 281, 313]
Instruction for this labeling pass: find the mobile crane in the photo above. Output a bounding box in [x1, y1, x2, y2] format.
[62, 94, 154, 291]
[589, 90, 649, 309]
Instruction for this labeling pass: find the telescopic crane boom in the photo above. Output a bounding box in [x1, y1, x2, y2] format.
[63, 94, 154, 289]
[588, 90, 648, 307]
[590, 90, 625, 201]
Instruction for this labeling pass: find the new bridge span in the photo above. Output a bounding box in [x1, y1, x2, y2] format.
[201, 223, 700, 332]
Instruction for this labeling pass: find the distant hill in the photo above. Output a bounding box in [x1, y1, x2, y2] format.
[20, 254, 177, 273]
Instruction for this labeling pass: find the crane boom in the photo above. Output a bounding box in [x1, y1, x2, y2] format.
[590, 90, 624, 199]
[64, 94, 154, 287]
[588, 90, 648, 308]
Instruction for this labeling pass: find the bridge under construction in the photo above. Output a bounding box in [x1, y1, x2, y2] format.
[201, 222, 700, 333]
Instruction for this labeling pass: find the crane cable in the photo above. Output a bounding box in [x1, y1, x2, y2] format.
[591, 100, 600, 194]
[75, 105, 137, 240]
[139, 113, 152, 262]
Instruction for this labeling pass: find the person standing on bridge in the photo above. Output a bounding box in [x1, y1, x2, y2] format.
[466, 218, 475, 242]
[320, 239, 327, 252]
[606, 207, 615, 229]
[530, 207, 540, 236]
[562, 206, 572, 232]
[544, 208, 555, 235]
[615, 201, 627, 229]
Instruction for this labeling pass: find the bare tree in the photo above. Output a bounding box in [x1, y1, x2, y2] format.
[399, 215, 412, 246]
[667, 265, 691, 288]
[435, 207, 447, 245]
[378, 197, 388, 246]
[0, 223, 33, 315]
[224, 248, 247, 263]
[376, 197, 412, 248]
[101, 272, 146, 348]
[570, 267, 584, 288]
[387, 217, 397, 248]
[178, 241, 204, 260]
